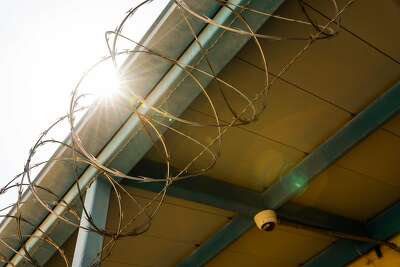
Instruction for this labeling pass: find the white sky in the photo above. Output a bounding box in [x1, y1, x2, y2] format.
[0, 0, 169, 209]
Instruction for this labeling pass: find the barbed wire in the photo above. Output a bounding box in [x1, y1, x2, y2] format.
[0, 0, 355, 266]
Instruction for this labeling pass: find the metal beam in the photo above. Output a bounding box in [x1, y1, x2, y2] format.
[16, 0, 220, 265]
[179, 216, 253, 267]
[303, 202, 400, 267]
[17, 0, 285, 265]
[71, 178, 111, 267]
[262, 81, 400, 208]
[176, 79, 400, 265]
[125, 160, 368, 265]
[367, 201, 400, 241]
[67, 0, 288, 265]
[127, 160, 366, 236]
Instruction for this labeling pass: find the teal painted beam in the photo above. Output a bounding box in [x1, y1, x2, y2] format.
[126, 160, 366, 267]
[303, 202, 400, 267]
[71, 178, 111, 267]
[127, 160, 367, 236]
[70, 0, 286, 265]
[177, 78, 400, 265]
[302, 239, 368, 267]
[262, 81, 400, 208]
[367, 201, 400, 240]
[178, 216, 254, 267]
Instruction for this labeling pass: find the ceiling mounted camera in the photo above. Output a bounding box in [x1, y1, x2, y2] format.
[254, 210, 278, 232]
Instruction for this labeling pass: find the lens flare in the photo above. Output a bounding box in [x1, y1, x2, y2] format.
[85, 63, 120, 99]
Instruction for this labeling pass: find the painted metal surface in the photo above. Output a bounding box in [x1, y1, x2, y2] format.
[65, 0, 286, 265]
[5, 1, 186, 265]
[13, 0, 398, 264]
[128, 160, 366, 236]
[179, 216, 253, 267]
[262, 81, 400, 208]
[71, 178, 111, 267]
[304, 202, 400, 267]
[77, 1, 399, 265]
[367, 202, 400, 241]
[177, 78, 400, 265]
[125, 160, 368, 267]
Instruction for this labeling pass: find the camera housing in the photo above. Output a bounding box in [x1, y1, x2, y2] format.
[254, 210, 278, 231]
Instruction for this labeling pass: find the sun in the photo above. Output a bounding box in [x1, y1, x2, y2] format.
[85, 63, 121, 99]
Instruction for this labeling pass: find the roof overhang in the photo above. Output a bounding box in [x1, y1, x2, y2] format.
[1, 0, 286, 265]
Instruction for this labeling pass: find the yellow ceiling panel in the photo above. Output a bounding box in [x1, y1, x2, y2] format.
[237, 0, 400, 113]
[146, 109, 305, 191]
[209, 225, 333, 266]
[347, 235, 400, 267]
[304, 0, 400, 62]
[102, 260, 147, 267]
[190, 57, 351, 153]
[384, 114, 400, 137]
[337, 129, 400, 187]
[293, 165, 400, 220]
[106, 188, 232, 244]
[207, 250, 294, 267]
[46, 231, 77, 267]
[119, 187, 233, 217]
[46, 2, 400, 266]
[103, 235, 194, 267]
[46, 188, 232, 267]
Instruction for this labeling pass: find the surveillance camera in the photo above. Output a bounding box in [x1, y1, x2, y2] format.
[254, 210, 278, 231]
